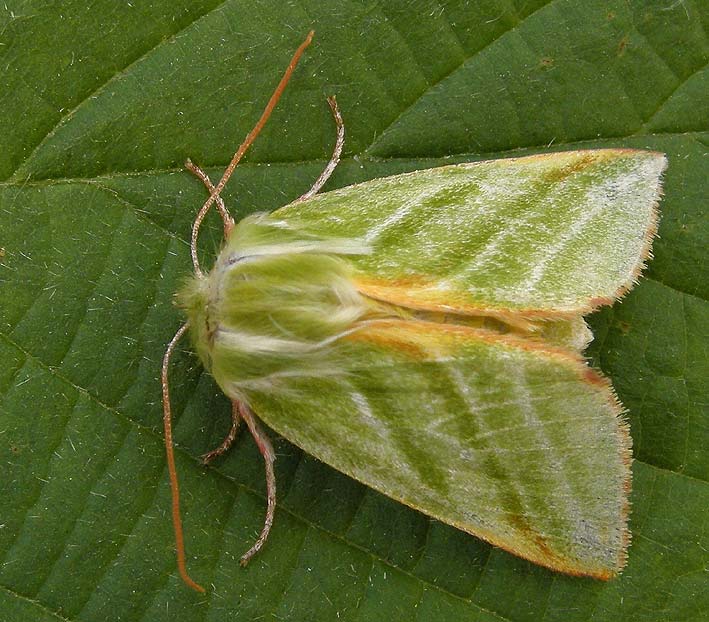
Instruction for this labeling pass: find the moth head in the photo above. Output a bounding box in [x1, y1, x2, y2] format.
[175, 275, 214, 370]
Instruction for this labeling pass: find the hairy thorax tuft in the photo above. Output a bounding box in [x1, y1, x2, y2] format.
[177, 214, 374, 398]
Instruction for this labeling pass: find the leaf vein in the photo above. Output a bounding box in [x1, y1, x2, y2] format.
[7, 0, 234, 182]
[0, 584, 71, 622]
[364, 0, 555, 154]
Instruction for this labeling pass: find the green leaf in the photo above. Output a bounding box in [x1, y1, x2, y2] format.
[1, 1, 706, 621]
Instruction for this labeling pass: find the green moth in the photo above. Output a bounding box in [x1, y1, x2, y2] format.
[162, 32, 666, 592]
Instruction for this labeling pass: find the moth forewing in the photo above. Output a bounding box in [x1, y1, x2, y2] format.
[275, 149, 666, 317]
[242, 319, 632, 578]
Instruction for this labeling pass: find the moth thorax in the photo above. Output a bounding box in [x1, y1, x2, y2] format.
[183, 249, 372, 394]
[220, 252, 368, 343]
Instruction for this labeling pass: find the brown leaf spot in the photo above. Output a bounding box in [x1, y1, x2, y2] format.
[617, 35, 629, 55]
[616, 319, 632, 335]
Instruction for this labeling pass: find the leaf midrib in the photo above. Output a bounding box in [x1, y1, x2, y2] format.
[8, 0, 557, 185]
[12, 0, 705, 185]
[4, 129, 706, 186]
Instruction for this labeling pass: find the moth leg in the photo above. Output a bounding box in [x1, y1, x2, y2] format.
[201, 400, 242, 465]
[295, 95, 344, 202]
[236, 400, 277, 566]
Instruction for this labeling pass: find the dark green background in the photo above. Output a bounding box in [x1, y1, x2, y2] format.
[0, 1, 706, 620]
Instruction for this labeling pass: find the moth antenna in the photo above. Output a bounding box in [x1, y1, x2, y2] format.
[236, 401, 277, 566]
[201, 400, 242, 465]
[161, 321, 206, 593]
[185, 158, 235, 277]
[295, 95, 345, 202]
[185, 159, 233, 233]
[190, 30, 315, 276]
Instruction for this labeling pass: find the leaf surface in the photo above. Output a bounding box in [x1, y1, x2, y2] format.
[0, 1, 707, 621]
